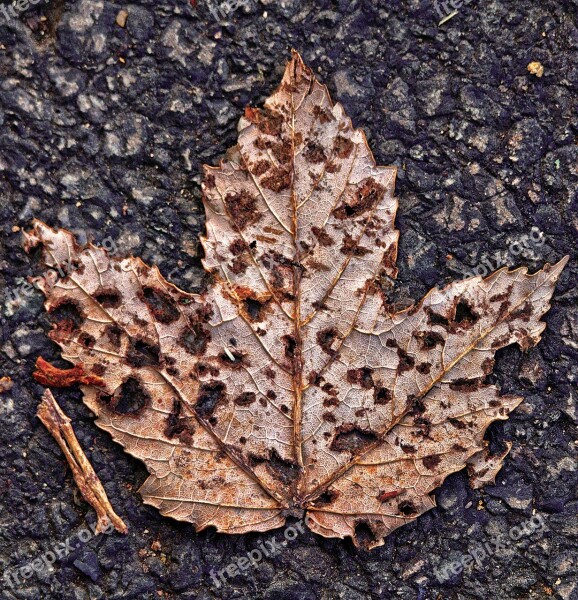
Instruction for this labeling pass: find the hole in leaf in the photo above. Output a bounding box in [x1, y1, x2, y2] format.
[112, 377, 149, 416]
[454, 300, 479, 325]
[330, 426, 377, 454]
[49, 301, 84, 333]
[142, 287, 180, 324]
[94, 290, 121, 309]
[127, 339, 161, 368]
[354, 521, 376, 547]
[195, 381, 226, 418]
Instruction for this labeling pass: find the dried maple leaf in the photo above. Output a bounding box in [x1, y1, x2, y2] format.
[24, 51, 568, 549]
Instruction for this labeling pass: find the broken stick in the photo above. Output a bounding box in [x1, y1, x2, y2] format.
[37, 389, 128, 534]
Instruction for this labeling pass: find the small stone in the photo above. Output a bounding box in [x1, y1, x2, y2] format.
[0, 377, 13, 393]
[73, 550, 101, 582]
[116, 9, 129, 28]
[527, 61, 544, 77]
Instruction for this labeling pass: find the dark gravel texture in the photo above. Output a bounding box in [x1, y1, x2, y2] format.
[0, 0, 577, 598]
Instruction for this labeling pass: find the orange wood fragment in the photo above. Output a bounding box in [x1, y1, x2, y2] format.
[34, 357, 105, 388]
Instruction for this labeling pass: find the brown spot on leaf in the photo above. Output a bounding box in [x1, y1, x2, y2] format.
[204, 173, 215, 189]
[340, 233, 371, 256]
[218, 349, 247, 369]
[282, 335, 297, 360]
[78, 332, 95, 349]
[454, 300, 479, 328]
[510, 301, 533, 322]
[105, 325, 122, 349]
[304, 140, 326, 163]
[482, 358, 495, 375]
[448, 417, 467, 429]
[249, 448, 299, 485]
[354, 521, 376, 547]
[179, 322, 211, 356]
[426, 307, 450, 328]
[266, 449, 299, 485]
[141, 287, 180, 324]
[322, 411, 337, 423]
[490, 291, 509, 303]
[333, 179, 385, 220]
[253, 159, 270, 176]
[401, 442, 416, 454]
[382, 243, 398, 273]
[313, 105, 333, 124]
[416, 362, 431, 375]
[314, 489, 340, 505]
[261, 168, 291, 192]
[244, 296, 270, 322]
[92, 363, 106, 376]
[333, 135, 354, 158]
[317, 327, 339, 356]
[224, 190, 260, 230]
[397, 348, 415, 373]
[377, 490, 401, 502]
[165, 399, 195, 444]
[230, 256, 249, 275]
[244, 106, 283, 137]
[422, 454, 441, 470]
[234, 392, 256, 406]
[272, 139, 292, 165]
[414, 331, 445, 350]
[323, 396, 339, 407]
[311, 226, 334, 247]
[229, 239, 248, 256]
[449, 378, 481, 392]
[346, 367, 374, 389]
[195, 362, 220, 378]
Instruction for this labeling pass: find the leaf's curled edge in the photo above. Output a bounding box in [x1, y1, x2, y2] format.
[23, 51, 569, 549]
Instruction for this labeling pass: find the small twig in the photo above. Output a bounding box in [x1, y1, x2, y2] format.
[37, 389, 128, 535]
